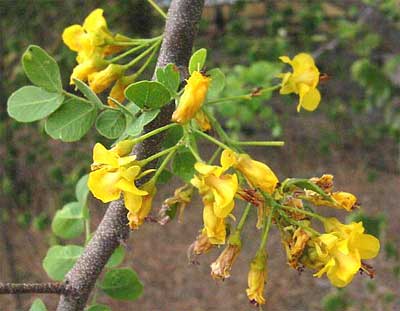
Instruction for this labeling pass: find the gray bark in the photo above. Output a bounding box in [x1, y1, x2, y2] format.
[56, 1, 205, 310]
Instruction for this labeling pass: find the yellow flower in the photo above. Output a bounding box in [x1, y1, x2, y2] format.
[221, 149, 278, 194]
[202, 200, 227, 244]
[127, 180, 156, 229]
[172, 71, 211, 124]
[191, 158, 238, 219]
[63, 9, 112, 62]
[69, 54, 107, 85]
[279, 53, 321, 112]
[88, 64, 125, 94]
[246, 251, 267, 306]
[88, 142, 147, 205]
[312, 218, 380, 287]
[107, 75, 136, 107]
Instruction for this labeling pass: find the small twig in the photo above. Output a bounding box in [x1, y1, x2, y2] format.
[0, 282, 67, 295]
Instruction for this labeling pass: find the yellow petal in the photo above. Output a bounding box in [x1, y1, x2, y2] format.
[208, 174, 238, 218]
[299, 86, 321, 112]
[93, 143, 118, 167]
[62, 25, 87, 52]
[115, 178, 148, 196]
[220, 149, 237, 169]
[124, 191, 143, 213]
[83, 8, 107, 32]
[88, 168, 121, 202]
[279, 56, 292, 64]
[194, 162, 221, 176]
[352, 234, 380, 259]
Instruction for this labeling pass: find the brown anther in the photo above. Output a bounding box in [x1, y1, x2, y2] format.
[360, 261, 375, 279]
[319, 73, 330, 83]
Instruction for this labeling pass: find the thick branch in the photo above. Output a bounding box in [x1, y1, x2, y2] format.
[56, 1, 205, 310]
[0, 283, 66, 295]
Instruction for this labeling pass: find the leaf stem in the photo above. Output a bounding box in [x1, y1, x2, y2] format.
[259, 205, 275, 250]
[147, 0, 167, 19]
[236, 203, 252, 233]
[138, 145, 178, 166]
[194, 129, 230, 150]
[131, 123, 178, 144]
[123, 40, 161, 70]
[232, 140, 285, 147]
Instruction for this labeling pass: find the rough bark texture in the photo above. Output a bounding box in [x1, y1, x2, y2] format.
[56, 1, 204, 310]
[0, 283, 66, 295]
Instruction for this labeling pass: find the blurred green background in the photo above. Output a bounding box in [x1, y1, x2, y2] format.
[0, 0, 399, 310]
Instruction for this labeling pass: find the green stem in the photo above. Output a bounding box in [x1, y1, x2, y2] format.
[108, 44, 150, 63]
[259, 205, 275, 250]
[123, 40, 161, 70]
[207, 94, 252, 105]
[187, 144, 202, 162]
[277, 209, 320, 236]
[138, 145, 178, 166]
[153, 147, 177, 180]
[232, 140, 285, 147]
[147, 0, 167, 19]
[202, 109, 240, 152]
[207, 85, 281, 105]
[279, 204, 326, 222]
[194, 129, 230, 150]
[236, 203, 252, 233]
[130, 123, 178, 144]
[105, 99, 135, 118]
[208, 147, 221, 164]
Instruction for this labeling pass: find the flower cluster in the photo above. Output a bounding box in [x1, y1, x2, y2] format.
[83, 43, 379, 307]
[63, 9, 162, 106]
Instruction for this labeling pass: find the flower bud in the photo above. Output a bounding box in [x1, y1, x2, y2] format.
[89, 64, 125, 93]
[246, 251, 267, 306]
[172, 71, 211, 124]
[235, 153, 278, 194]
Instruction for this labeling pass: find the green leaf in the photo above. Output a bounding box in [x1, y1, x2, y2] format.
[51, 202, 85, 239]
[172, 148, 197, 182]
[208, 68, 226, 97]
[30, 299, 48, 311]
[43, 245, 83, 281]
[73, 78, 103, 109]
[156, 63, 180, 95]
[96, 110, 126, 139]
[126, 109, 160, 136]
[75, 174, 89, 203]
[189, 48, 207, 74]
[156, 169, 173, 185]
[99, 268, 143, 301]
[85, 304, 111, 311]
[7, 86, 64, 122]
[106, 245, 126, 268]
[163, 125, 183, 148]
[45, 98, 97, 142]
[125, 81, 171, 109]
[22, 45, 62, 92]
